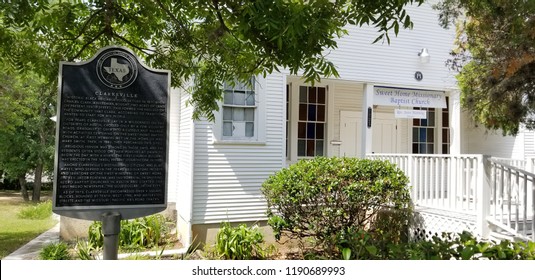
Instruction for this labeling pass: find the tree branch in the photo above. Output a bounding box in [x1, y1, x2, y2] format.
[152, 0, 195, 43]
[70, 29, 106, 60]
[112, 32, 154, 56]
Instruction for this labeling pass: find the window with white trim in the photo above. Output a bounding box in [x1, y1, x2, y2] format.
[297, 85, 326, 157]
[222, 79, 256, 139]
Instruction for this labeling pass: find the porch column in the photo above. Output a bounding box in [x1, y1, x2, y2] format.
[360, 83, 374, 157]
[449, 89, 462, 154]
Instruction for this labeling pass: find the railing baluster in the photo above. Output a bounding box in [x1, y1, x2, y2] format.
[515, 170, 520, 232]
[500, 165, 505, 224]
[507, 168, 512, 227]
[522, 174, 527, 237]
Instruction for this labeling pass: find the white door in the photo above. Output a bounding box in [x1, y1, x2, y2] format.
[372, 113, 397, 154]
[340, 111, 361, 157]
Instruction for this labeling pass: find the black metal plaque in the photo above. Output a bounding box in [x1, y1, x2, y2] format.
[53, 46, 169, 220]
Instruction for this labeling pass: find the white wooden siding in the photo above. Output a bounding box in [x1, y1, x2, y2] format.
[327, 1, 456, 89]
[167, 89, 180, 203]
[524, 130, 535, 158]
[191, 73, 285, 224]
[462, 112, 525, 159]
[176, 88, 194, 225]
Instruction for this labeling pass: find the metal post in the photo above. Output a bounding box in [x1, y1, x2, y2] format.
[102, 212, 121, 260]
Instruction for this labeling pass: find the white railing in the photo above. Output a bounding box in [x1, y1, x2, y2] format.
[491, 157, 526, 170]
[367, 154, 534, 241]
[488, 159, 535, 240]
[367, 154, 484, 214]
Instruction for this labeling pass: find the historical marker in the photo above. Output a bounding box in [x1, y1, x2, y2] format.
[53, 46, 170, 220]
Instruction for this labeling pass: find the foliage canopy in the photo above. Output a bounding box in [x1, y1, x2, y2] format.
[1, 0, 423, 121]
[435, 0, 535, 135]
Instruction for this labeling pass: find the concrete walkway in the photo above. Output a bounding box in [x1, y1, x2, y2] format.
[3, 222, 60, 260]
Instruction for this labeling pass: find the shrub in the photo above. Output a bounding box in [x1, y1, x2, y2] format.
[39, 242, 71, 260]
[261, 157, 412, 256]
[214, 222, 274, 260]
[17, 200, 52, 220]
[87, 214, 173, 251]
[338, 230, 535, 260]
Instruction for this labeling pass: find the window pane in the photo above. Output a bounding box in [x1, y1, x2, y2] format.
[245, 122, 254, 137]
[233, 108, 244, 121]
[224, 91, 233, 104]
[235, 81, 246, 91]
[223, 107, 232, 120]
[443, 129, 450, 142]
[420, 143, 427, 154]
[428, 128, 434, 142]
[299, 104, 307, 121]
[413, 119, 420, 126]
[317, 105, 325, 122]
[316, 140, 324, 156]
[245, 108, 254, 121]
[246, 92, 255, 106]
[317, 87, 326, 104]
[307, 123, 315, 139]
[309, 87, 317, 103]
[420, 128, 427, 142]
[307, 140, 315, 156]
[234, 91, 245, 105]
[412, 128, 418, 142]
[223, 122, 233, 136]
[428, 112, 435, 126]
[298, 122, 306, 138]
[427, 144, 434, 154]
[299, 86, 307, 103]
[316, 123, 324, 139]
[298, 140, 306, 156]
[442, 144, 449, 154]
[442, 113, 449, 127]
[223, 82, 233, 91]
[308, 104, 316, 121]
[412, 143, 419, 153]
[421, 119, 428, 126]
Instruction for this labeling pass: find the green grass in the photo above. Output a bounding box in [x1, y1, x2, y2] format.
[0, 191, 57, 259]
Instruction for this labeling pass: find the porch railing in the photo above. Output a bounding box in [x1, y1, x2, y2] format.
[367, 154, 534, 241]
[488, 158, 535, 241]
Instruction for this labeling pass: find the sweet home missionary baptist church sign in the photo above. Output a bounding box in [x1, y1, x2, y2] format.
[53, 46, 170, 220]
[373, 86, 446, 108]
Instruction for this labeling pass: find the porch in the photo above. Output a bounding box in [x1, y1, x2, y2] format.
[367, 154, 535, 242]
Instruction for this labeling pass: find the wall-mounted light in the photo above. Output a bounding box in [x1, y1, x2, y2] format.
[418, 48, 430, 63]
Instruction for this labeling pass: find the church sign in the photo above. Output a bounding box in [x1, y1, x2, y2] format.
[373, 86, 446, 108]
[53, 46, 170, 220]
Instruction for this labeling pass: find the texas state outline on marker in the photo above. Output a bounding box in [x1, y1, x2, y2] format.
[103, 58, 130, 81]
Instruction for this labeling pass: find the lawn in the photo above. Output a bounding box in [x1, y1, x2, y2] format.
[0, 191, 57, 259]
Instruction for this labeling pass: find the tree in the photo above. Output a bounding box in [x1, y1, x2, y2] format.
[435, 0, 535, 135]
[0, 64, 55, 202]
[1, 0, 423, 200]
[1, 0, 423, 121]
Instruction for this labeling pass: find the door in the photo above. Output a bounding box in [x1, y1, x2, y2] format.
[340, 111, 361, 157]
[372, 113, 397, 154]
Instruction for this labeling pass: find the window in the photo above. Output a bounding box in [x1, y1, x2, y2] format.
[412, 97, 450, 154]
[222, 79, 256, 139]
[442, 97, 450, 154]
[412, 108, 435, 154]
[297, 86, 326, 157]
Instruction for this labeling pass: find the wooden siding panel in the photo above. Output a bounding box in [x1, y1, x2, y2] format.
[176, 89, 194, 223]
[327, 1, 456, 90]
[192, 74, 285, 224]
